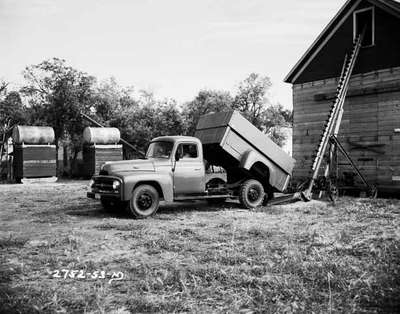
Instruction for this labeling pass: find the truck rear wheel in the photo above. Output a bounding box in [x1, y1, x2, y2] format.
[239, 179, 265, 209]
[129, 185, 160, 218]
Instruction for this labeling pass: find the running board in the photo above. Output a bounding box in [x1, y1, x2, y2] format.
[174, 194, 232, 201]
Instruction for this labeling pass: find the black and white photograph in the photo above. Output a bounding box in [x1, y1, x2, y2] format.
[1, 0, 399, 313]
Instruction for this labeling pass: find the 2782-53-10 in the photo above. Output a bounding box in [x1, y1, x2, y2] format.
[51, 269, 124, 284]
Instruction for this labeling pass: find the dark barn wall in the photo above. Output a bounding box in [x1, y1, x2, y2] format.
[294, 2, 400, 84]
[292, 67, 400, 191]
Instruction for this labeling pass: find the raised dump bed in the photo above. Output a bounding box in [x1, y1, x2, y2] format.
[195, 111, 295, 192]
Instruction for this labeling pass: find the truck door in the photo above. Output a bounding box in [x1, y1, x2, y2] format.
[173, 142, 205, 195]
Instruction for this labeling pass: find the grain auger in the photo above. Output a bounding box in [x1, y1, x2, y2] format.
[301, 29, 377, 202]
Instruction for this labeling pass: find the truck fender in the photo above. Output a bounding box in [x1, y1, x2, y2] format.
[123, 173, 174, 202]
[240, 150, 276, 187]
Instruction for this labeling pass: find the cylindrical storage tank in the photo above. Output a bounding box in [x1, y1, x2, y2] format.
[83, 127, 121, 145]
[12, 126, 55, 145]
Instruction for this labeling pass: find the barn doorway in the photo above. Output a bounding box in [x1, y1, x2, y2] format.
[353, 7, 375, 47]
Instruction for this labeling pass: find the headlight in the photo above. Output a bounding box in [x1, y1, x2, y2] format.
[112, 180, 120, 190]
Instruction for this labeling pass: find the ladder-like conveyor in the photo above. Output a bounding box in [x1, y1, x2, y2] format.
[303, 32, 365, 200]
[271, 30, 377, 205]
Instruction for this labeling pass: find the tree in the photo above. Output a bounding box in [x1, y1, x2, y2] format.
[183, 89, 233, 135]
[263, 103, 292, 147]
[0, 81, 8, 95]
[232, 73, 272, 129]
[0, 80, 26, 132]
[153, 100, 185, 138]
[107, 92, 185, 158]
[279, 106, 293, 126]
[0, 91, 25, 130]
[91, 77, 137, 124]
[21, 58, 96, 169]
[232, 73, 293, 146]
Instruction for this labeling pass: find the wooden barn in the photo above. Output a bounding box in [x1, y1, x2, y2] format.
[285, 0, 400, 193]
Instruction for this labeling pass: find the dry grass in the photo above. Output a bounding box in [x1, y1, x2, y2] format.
[0, 181, 399, 313]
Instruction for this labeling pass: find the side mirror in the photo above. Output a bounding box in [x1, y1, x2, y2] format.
[175, 152, 180, 162]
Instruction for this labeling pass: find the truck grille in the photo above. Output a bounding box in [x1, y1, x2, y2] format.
[92, 177, 120, 195]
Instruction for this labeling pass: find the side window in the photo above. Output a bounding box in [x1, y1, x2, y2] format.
[176, 143, 198, 159]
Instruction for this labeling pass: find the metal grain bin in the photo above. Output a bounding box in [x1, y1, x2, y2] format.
[83, 127, 120, 145]
[12, 126, 55, 145]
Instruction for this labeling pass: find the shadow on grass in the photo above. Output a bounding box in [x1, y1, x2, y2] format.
[0, 259, 43, 314]
[0, 286, 42, 314]
[158, 200, 240, 214]
[0, 237, 29, 249]
[65, 200, 239, 221]
[64, 202, 126, 219]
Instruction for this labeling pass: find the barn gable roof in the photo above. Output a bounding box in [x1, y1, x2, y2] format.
[284, 0, 400, 84]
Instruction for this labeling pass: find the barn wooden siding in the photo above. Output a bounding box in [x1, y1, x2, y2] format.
[82, 144, 123, 177]
[292, 66, 400, 191]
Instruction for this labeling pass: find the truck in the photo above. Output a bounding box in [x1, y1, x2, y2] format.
[87, 111, 295, 218]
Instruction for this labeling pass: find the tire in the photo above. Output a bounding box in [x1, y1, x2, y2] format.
[239, 179, 265, 209]
[100, 197, 126, 212]
[128, 185, 160, 218]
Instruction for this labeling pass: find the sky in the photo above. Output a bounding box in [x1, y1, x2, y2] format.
[0, 0, 345, 109]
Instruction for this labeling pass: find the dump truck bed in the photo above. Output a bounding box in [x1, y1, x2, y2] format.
[195, 111, 295, 175]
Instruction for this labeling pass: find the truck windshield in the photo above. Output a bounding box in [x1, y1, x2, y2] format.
[146, 141, 174, 159]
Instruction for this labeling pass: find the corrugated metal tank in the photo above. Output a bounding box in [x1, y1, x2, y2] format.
[83, 127, 120, 145]
[12, 126, 55, 145]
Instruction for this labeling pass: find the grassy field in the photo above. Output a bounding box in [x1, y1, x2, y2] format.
[0, 181, 399, 313]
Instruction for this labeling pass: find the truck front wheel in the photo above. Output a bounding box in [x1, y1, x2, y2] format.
[239, 179, 265, 209]
[129, 185, 160, 218]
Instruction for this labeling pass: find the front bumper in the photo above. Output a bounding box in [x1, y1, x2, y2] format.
[87, 175, 123, 200]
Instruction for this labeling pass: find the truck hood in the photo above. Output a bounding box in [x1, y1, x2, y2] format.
[102, 159, 156, 174]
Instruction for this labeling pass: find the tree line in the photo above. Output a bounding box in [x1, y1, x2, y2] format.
[1, 58, 292, 161]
